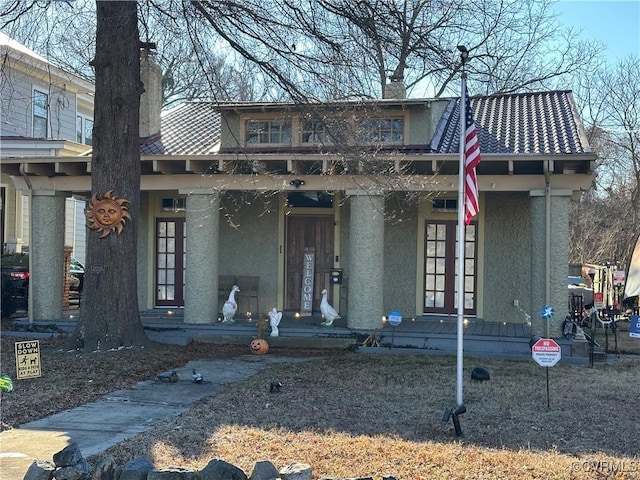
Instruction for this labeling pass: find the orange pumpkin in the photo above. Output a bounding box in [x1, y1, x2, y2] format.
[250, 338, 269, 355]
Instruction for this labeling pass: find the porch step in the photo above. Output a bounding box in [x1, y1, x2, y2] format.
[193, 333, 357, 349]
[570, 339, 608, 362]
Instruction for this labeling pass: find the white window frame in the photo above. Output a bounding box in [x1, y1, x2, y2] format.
[32, 89, 49, 138]
[245, 119, 292, 145]
[357, 117, 405, 144]
[76, 114, 93, 145]
[300, 119, 332, 145]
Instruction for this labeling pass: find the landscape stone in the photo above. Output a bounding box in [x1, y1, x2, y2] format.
[92, 455, 118, 480]
[52, 443, 84, 468]
[279, 462, 312, 480]
[52, 463, 91, 480]
[120, 456, 156, 480]
[30, 445, 391, 480]
[200, 459, 248, 480]
[249, 460, 281, 480]
[22, 459, 55, 480]
[148, 468, 198, 479]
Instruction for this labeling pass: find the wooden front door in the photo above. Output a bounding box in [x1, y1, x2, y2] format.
[285, 215, 334, 311]
[423, 220, 477, 315]
[155, 218, 186, 307]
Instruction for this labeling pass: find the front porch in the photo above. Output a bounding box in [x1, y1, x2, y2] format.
[8, 308, 589, 362]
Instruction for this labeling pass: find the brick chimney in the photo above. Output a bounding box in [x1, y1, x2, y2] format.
[139, 47, 162, 139]
[384, 75, 406, 99]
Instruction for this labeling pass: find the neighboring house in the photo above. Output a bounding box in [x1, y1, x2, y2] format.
[0, 32, 94, 264]
[0, 52, 596, 335]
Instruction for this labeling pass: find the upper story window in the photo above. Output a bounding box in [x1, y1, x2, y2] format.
[357, 117, 404, 143]
[76, 115, 93, 146]
[301, 120, 331, 144]
[246, 120, 291, 144]
[33, 90, 48, 138]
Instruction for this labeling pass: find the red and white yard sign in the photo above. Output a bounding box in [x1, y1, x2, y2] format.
[531, 338, 561, 367]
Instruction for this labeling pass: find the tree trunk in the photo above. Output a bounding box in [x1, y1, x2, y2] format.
[66, 1, 149, 350]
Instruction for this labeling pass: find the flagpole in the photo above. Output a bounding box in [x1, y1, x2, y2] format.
[456, 45, 469, 407]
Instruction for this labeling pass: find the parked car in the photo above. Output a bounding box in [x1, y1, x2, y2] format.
[568, 275, 594, 307]
[1, 253, 85, 316]
[1, 252, 30, 314]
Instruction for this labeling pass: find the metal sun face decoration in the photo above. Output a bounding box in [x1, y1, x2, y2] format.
[86, 189, 131, 238]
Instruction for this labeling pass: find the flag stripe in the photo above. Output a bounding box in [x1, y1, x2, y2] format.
[464, 87, 481, 225]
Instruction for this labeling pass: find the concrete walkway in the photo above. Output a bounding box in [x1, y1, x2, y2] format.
[0, 355, 317, 480]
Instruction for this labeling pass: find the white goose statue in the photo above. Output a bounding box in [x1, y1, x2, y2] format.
[320, 288, 340, 327]
[221, 285, 239, 324]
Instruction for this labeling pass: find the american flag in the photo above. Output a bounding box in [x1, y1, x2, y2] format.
[463, 87, 481, 225]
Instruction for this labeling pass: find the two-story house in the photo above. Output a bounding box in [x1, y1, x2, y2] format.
[1, 32, 94, 263]
[1, 50, 596, 335]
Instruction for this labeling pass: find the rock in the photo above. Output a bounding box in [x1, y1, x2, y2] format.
[92, 455, 118, 480]
[200, 459, 248, 480]
[148, 468, 198, 479]
[52, 443, 84, 468]
[23, 459, 55, 480]
[249, 460, 281, 480]
[279, 462, 312, 480]
[52, 461, 91, 480]
[120, 456, 155, 480]
[471, 367, 490, 381]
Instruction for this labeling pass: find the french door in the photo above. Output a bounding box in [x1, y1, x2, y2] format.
[155, 218, 185, 307]
[423, 220, 477, 315]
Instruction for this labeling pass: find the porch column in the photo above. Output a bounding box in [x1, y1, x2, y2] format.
[530, 189, 571, 337]
[30, 191, 65, 322]
[182, 189, 219, 324]
[136, 191, 150, 311]
[347, 192, 385, 330]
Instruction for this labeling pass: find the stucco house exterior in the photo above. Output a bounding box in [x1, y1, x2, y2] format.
[1, 32, 94, 263]
[1, 51, 596, 335]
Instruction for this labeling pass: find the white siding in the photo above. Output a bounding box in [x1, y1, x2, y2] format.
[64, 197, 87, 263]
[1, 61, 79, 140]
[1, 74, 32, 136]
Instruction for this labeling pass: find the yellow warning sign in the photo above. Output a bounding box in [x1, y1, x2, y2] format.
[15, 340, 42, 379]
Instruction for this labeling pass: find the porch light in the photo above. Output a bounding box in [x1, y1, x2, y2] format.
[290, 179, 305, 188]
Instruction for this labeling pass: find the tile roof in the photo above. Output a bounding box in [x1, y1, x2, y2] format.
[140, 102, 221, 155]
[146, 91, 591, 157]
[431, 90, 591, 155]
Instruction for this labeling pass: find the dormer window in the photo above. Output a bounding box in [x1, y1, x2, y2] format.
[357, 117, 404, 143]
[246, 120, 291, 144]
[301, 120, 330, 144]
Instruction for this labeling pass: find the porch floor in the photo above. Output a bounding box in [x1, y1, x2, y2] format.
[8, 308, 571, 361]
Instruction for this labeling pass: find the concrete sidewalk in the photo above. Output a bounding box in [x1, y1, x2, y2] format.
[0, 355, 317, 480]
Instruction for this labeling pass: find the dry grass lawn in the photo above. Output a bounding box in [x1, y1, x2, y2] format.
[1, 320, 640, 480]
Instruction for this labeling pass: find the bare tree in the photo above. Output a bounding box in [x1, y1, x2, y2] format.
[64, 1, 149, 350]
[0, 0, 272, 108]
[186, 0, 604, 99]
[570, 56, 640, 269]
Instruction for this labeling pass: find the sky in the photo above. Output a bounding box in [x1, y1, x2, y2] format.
[552, 0, 640, 63]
